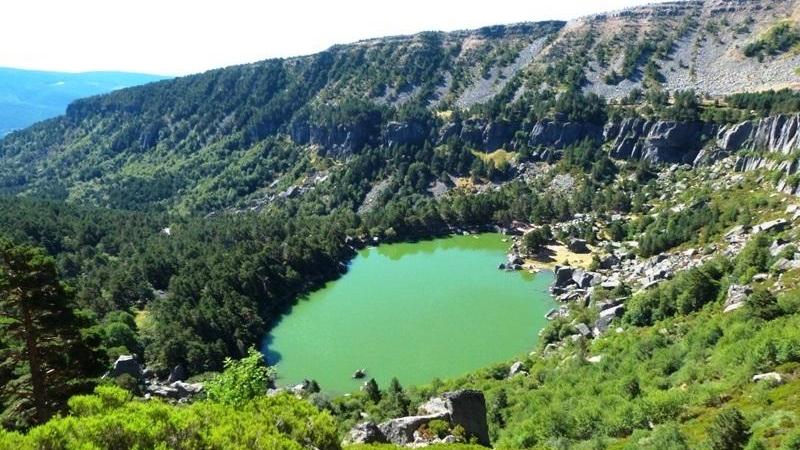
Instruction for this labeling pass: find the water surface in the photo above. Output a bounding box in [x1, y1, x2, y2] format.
[264, 233, 555, 393]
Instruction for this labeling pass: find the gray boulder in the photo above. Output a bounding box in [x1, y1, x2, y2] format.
[724, 284, 752, 313]
[554, 265, 576, 288]
[167, 365, 186, 383]
[171, 381, 203, 397]
[343, 421, 387, 445]
[568, 239, 589, 254]
[572, 269, 600, 289]
[752, 372, 783, 384]
[378, 390, 490, 446]
[752, 219, 788, 234]
[594, 304, 625, 336]
[772, 258, 800, 273]
[441, 390, 490, 446]
[380, 415, 447, 445]
[509, 361, 528, 377]
[599, 254, 620, 270]
[574, 323, 593, 339]
[109, 355, 142, 380]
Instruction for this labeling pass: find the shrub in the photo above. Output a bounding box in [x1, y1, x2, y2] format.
[205, 347, 275, 407]
[708, 408, 750, 450]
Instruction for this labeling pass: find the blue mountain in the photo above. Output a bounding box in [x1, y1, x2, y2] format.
[0, 67, 168, 136]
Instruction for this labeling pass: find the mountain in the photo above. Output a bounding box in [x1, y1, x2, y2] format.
[4, 0, 800, 447]
[2, 0, 800, 214]
[0, 67, 168, 136]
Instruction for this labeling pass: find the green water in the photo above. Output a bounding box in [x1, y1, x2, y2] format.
[264, 233, 555, 393]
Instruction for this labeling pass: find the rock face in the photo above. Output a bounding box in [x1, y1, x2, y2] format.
[528, 119, 602, 149]
[373, 389, 490, 447]
[604, 119, 713, 164]
[290, 120, 377, 157]
[442, 390, 490, 446]
[438, 118, 519, 152]
[383, 121, 428, 148]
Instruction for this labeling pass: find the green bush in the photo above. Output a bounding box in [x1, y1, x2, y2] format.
[3, 386, 339, 450]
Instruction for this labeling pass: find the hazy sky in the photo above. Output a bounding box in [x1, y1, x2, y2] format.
[2, 0, 670, 76]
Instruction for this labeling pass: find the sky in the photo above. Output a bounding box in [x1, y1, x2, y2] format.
[1, 0, 671, 76]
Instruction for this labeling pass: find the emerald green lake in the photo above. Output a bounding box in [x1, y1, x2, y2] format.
[263, 233, 555, 394]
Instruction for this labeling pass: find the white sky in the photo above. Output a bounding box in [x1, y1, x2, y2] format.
[1, 0, 671, 76]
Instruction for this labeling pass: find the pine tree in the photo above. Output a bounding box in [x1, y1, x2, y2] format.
[0, 239, 106, 428]
[363, 378, 381, 403]
[708, 408, 750, 450]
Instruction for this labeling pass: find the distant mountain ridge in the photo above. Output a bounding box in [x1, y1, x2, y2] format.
[2, 0, 800, 213]
[0, 67, 168, 136]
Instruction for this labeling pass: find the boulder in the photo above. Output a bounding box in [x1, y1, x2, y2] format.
[572, 269, 600, 289]
[146, 384, 179, 399]
[378, 390, 489, 447]
[353, 369, 367, 379]
[586, 355, 604, 364]
[574, 323, 593, 338]
[724, 284, 752, 313]
[599, 254, 620, 270]
[379, 415, 447, 445]
[109, 355, 142, 380]
[441, 390, 490, 446]
[167, 365, 186, 383]
[343, 421, 387, 445]
[554, 266, 576, 288]
[567, 239, 589, 254]
[753, 219, 788, 234]
[774, 257, 800, 272]
[752, 372, 783, 384]
[593, 304, 625, 336]
[509, 361, 527, 377]
[171, 381, 203, 397]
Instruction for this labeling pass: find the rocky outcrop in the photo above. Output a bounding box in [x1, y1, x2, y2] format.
[366, 389, 490, 447]
[383, 121, 429, 148]
[724, 284, 752, 313]
[529, 119, 602, 149]
[145, 380, 204, 400]
[342, 421, 387, 445]
[604, 119, 715, 164]
[438, 118, 518, 152]
[716, 114, 800, 193]
[290, 120, 377, 157]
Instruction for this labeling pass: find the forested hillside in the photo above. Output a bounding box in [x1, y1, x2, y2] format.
[4, 0, 800, 448]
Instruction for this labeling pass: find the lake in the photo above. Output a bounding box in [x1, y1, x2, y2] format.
[263, 233, 555, 393]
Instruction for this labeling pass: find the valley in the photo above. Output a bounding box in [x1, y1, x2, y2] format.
[3, 0, 800, 448]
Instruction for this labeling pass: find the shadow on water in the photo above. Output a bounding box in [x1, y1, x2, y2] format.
[261, 334, 282, 366]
